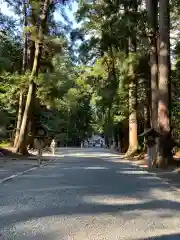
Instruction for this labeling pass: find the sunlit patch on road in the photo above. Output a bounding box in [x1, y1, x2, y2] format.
[117, 170, 147, 175]
[82, 195, 151, 206]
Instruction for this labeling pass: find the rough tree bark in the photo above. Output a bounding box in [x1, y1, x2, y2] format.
[126, 1, 138, 156]
[27, 87, 36, 149]
[14, 91, 25, 148]
[15, 0, 50, 154]
[146, 0, 158, 164]
[157, 0, 172, 167]
[143, 76, 151, 131]
[26, 1, 37, 149]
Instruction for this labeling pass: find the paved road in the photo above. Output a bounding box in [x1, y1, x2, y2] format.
[0, 160, 38, 182]
[1, 148, 180, 239]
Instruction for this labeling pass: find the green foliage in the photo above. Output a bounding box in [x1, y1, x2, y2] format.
[0, 32, 22, 73]
[171, 42, 180, 142]
[0, 2, 94, 146]
[73, 0, 151, 144]
[3, 0, 178, 149]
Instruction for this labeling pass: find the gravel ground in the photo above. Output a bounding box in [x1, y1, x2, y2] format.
[0, 148, 180, 239]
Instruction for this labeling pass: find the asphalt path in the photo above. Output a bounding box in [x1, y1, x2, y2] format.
[1, 148, 180, 239]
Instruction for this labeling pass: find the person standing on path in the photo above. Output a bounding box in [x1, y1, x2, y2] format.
[50, 138, 56, 155]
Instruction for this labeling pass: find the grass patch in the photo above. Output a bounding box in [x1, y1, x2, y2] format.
[0, 141, 11, 148]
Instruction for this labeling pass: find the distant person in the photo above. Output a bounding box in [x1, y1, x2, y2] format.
[84, 140, 88, 148]
[50, 138, 56, 155]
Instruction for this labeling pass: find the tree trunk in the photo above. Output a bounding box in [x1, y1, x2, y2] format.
[143, 57, 151, 132]
[28, 41, 35, 71]
[144, 98, 151, 131]
[15, 82, 36, 154]
[157, 0, 172, 167]
[15, 0, 50, 154]
[13, 0, 27, 148]
[27, 119, 36, 149]
[13, 91, 24, 147]
[128, 78, 138, 154]
[27, 89, 36, 149]
[126, 1, 138, 155]
[113, 126, 118, 149]
[22, 0, 28, 73]
[146, 0, 158, 164]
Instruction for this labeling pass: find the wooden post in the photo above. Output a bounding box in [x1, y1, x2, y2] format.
[36, 138, 43, 165]
[147, 146, 153, 169]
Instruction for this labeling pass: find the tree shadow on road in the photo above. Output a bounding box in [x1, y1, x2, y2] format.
[137, 233, 180, 239]
[1, 150, 180, 238]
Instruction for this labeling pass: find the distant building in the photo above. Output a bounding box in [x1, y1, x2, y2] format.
[88, 134, 105, 147]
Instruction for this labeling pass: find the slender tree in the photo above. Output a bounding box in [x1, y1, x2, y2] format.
[13, 0, 28, 148]
[126, 0, 138, 155]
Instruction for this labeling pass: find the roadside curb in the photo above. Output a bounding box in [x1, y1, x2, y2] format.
[0, 166, 37, 184]
[0, 159, 54, 184]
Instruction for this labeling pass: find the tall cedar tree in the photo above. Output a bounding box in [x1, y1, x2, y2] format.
[157, 0, 173, 166]
[15, 0, 51, 154]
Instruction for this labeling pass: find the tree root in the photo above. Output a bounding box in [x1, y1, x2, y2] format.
[133, 152, 145, 161]
[124, 148, 138, 159]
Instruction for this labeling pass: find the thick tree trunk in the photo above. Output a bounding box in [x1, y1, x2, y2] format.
[128, 79, 138, 154]
[27, 89, 36, 149]
[15, 81, 36, 154]
[27, 119, 36, 149]
[113, 126, 118, 149]
[146, 0, 158, 165]
[146, 0, 158, 129]
[15, 0, 50, 154]
[157, 0, 172, 167]
[120, 122, 129, 153]
[126, 1, 138, 155]
[28, 41, 35, 71]
[15, 40, 40, 154]
[143, 59, 151, 131]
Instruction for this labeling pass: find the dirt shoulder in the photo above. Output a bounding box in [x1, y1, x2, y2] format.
[0, 147, 53, 182]
[131, 152, 180, 190]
